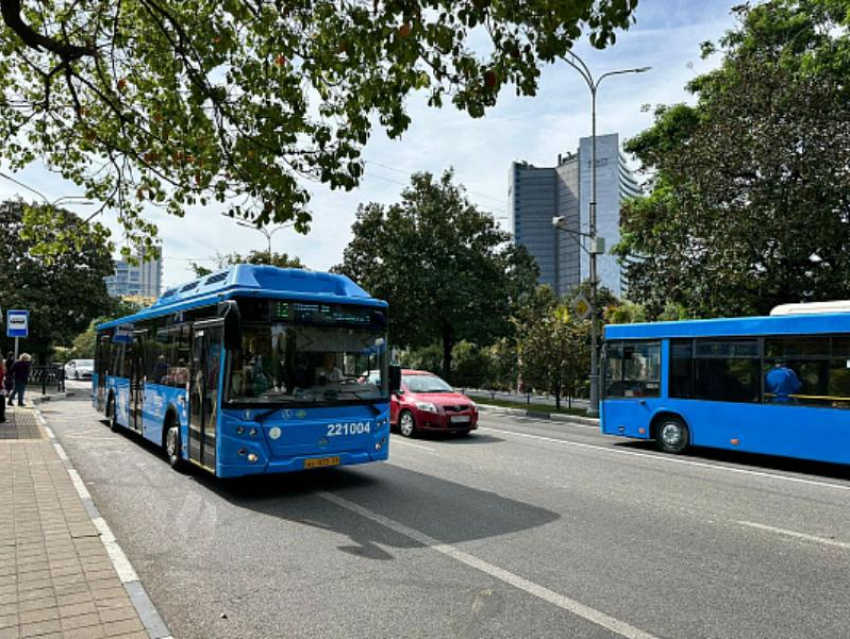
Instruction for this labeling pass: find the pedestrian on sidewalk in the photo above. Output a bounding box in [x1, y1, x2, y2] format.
[0, 358, 6, 422]
[7, 353, 31, 407]
[2, 351, 12, 395]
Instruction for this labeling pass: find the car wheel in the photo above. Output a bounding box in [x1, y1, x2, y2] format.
[656, 417, 689, 454]
[399, 410, 417, 438]
[164, 418, 185, 472]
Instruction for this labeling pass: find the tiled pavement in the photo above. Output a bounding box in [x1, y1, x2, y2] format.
[0, 407, 150, 639]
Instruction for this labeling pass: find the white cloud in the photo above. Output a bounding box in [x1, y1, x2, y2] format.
[0, 0, 739, 287]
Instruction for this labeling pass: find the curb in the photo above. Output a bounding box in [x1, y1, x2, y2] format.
[33, 406, 175, 639]
[476, 402, 600, 427]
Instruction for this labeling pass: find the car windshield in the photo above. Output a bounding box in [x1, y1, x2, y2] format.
[227, 323, 388, 405]
[403, 374, 453, 393]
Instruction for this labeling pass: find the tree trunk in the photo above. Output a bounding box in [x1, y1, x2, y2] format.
[554, 385, 561, 410]
[441, 323, 453, 383]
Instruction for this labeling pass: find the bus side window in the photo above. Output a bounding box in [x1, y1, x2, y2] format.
[605, 341, 661, 398]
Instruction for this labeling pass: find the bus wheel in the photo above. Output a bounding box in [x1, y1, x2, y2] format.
[656, 417, 689, 454]
[164, 418, 185, 472]
[399, 410, 417, 438]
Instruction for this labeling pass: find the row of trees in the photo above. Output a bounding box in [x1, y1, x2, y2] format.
[0, 200, 117, 362]
[617, 0, 850, 318]
[334, 170, 642, 408]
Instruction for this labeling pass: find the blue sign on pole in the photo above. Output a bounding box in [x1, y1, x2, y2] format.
[6, 309, 28, 338]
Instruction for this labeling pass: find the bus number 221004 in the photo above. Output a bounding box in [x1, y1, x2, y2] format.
[327, 422, 371, 437]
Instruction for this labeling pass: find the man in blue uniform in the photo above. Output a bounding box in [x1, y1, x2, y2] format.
[765, 361, 801, 403]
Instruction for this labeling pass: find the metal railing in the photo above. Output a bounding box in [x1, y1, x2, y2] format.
[26, 365, 66, 394]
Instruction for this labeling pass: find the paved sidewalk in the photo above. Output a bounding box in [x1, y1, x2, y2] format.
[0, 406, 150, 639]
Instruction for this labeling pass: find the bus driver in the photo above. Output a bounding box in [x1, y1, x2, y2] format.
[316, 353, 344, 385]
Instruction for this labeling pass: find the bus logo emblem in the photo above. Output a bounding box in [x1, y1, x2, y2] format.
[296, 410, 307, 419]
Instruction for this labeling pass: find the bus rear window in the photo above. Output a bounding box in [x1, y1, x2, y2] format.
[604, 341, 661, 398]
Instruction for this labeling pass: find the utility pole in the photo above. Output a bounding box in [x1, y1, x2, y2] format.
[561, 53, 650, 417]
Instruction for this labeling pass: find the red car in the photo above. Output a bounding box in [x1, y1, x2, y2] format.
[390, 370, 479, 437]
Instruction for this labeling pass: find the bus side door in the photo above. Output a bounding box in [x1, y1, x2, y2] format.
[189, 320, 224, 472]
[129, 331, 146, 434]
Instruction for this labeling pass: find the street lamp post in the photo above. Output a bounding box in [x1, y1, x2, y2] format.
[561, 52, 650, 417]
[237, 221, 291, 255]
[222, 213, 293, 255]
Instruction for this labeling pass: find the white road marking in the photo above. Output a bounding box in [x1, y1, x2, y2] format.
[390, 438, 436, 453]
[502, 416, 598, 430]
[738, 521, 850, 550]
[53, 442, 69, 461]
[67, 468, 92, 500]
[91, 517, 140, 583]
[482, 427, 850, 494]
[320, 492, 660, 639]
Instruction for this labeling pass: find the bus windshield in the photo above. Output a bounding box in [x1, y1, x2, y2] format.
[227, 322, 388, 405]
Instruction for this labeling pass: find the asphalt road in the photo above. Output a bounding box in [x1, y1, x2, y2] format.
[41, 394, 850, 639]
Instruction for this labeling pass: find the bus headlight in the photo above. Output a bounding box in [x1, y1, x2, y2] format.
[247, 453, 258, 463]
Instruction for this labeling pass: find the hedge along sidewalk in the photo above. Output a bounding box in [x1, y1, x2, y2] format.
[0, 405, 173, 639]
[473, 401, 600, 427]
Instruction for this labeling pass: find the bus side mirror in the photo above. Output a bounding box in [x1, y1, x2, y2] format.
[219, 301, 242, 352]
[389, 365, 401, 394]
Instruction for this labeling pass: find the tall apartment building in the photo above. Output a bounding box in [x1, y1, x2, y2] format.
[509, 133, 641, 299]
[104, 252, 163, 301]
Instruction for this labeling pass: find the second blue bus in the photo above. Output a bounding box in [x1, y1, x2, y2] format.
[601, 306, 850, 465]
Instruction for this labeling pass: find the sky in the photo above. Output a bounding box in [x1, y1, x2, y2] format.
[1, 0, 741, 288]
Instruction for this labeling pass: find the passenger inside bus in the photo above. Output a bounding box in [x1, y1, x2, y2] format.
[765, 361, 801, 403]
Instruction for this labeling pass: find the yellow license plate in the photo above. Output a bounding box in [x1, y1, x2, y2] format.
[304, 456, 340, 470]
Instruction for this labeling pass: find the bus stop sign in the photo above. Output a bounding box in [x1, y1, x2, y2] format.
[6, 310, 28, 338]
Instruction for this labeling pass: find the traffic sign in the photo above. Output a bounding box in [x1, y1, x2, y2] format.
[6, 310, 28, 338]
[573, 295, 592, 320]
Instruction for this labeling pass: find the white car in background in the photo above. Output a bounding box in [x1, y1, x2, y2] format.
[64, 359, 94, 380]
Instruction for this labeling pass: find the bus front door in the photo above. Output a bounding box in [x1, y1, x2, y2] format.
[129, 333, 146, 433]
[95, 333, 110, 411]
[189, 321, 224, 472]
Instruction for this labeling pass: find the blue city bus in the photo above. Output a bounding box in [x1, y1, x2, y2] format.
[92, 265, 396, 478]
[601, 308, 850, 464]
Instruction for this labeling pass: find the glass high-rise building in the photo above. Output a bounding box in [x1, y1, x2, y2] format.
[509, 133, 641, 298]
[104, 251, 163, 301]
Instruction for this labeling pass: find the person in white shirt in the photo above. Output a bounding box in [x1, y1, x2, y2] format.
[316, 353, 344, 384]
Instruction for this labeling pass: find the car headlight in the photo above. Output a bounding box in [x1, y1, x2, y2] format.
[415, 402, 439, 413]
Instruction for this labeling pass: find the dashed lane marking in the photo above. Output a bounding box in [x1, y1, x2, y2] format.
[738, 521, 850, 551]
[320, 491, 660, 639]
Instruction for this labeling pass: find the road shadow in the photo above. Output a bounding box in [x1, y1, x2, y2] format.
[613, 439, 850, 482]
[394, 432, 506, 445]
[200, 463, 560, 562]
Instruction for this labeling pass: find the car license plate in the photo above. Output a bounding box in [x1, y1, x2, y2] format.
[304, 456, 340, 469]
[450, 415, 471, 424]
